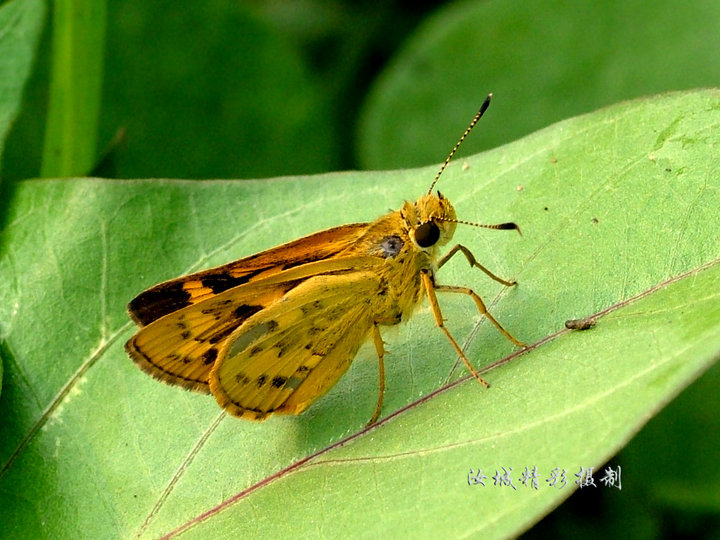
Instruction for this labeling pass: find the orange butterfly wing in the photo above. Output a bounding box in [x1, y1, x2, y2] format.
[127, 222, 368, 326]
[125, 221, 375, 397]
[209, 271, 383, 420]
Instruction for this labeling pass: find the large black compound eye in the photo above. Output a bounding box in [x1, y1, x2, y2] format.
[414, 221, 440, 248]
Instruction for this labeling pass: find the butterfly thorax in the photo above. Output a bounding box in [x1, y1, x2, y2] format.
[337, 192, 458, 326]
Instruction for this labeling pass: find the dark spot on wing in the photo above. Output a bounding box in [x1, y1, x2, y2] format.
[208, 324, 240, 344]
[202, 270, 307, 296]
[250, 345, 263, 356]
[128, 284, 192, 325]
[200, 306, 223, 319]
[257, 374, 267, 388]
[234, 304, 262, 320]
[201, 348, 218, 365]
[308, 326, 325, 336]
[201, 273, 254, 294]
[234, 371, 251, 384]
[272, 376, 287, 388]
[276, 338, 293, 358]
[181, 330, 192, 340]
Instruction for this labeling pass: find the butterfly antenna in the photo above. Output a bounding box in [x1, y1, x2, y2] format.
[427, 93, 493, 195]
[437, 216, 522, 235]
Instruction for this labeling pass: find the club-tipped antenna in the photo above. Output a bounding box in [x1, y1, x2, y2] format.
[427, 93, 493, 195]
[436, 216, 522, 235]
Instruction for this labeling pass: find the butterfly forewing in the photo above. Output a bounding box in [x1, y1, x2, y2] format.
[128, 223, 369, 326]
[126, 279, 300, 392]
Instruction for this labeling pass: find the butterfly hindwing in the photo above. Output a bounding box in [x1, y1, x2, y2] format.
[209, 271, 383, 420]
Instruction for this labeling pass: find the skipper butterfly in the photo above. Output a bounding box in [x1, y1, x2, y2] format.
[126, 94, 525, 425]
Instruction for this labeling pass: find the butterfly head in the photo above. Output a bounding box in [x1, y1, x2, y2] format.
[407, 191, 457, 250]
[404, 95, 519, 251]
[406, 190, 522, 252]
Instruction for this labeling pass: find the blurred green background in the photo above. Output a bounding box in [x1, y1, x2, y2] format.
[2, 0, 719, 537]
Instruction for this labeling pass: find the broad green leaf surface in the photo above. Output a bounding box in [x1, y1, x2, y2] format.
[0, 0, 45, 177]
[358, 0, 720, 170]
[1, 90, 719, 538]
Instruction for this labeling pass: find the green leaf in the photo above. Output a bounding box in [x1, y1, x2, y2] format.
[0, 0, 45, 179]
[2, 2, 338, 182]
[1, 90, 719, 538]
[40, 0, 106, 177]
[96, 3, 336, 180]
[358, 0, 720, 170]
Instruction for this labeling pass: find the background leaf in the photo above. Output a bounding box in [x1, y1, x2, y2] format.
[0, 0, 45, 179]
[3, 0, 339, 181]
[40, 0, 105, 177]
[358, 0, 720, 170]
[1, 90, 718, 538]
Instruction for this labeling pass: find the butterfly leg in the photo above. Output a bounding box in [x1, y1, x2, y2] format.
[434, 283, 527, 348]
[367, 323, 386, 426]
[420, 270, 490, 387]
[438, 244, 516, 287]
